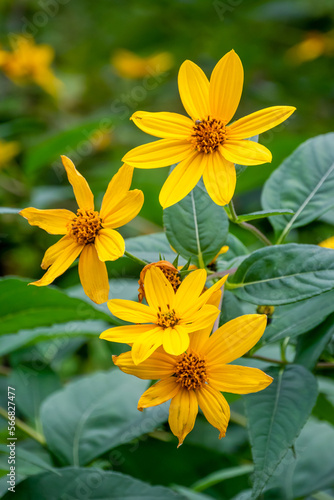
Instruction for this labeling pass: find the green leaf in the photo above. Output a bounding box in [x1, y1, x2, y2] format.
[125, 232, 180, 264]
[294, 313, 334, 369]
[0, 207, 21, 214]
[191, 464, 254, 492]
[236, 209, 294, 223]
[244, 364, 318, 499]
[1, 467, 186, 500]
[0, 277, 112, 335]
[227, 244, 334, 305]
[163, 181, 229, 267]
[0, 443, 55, 477]
[261, 133, 334, 238]
[40, 369, 168, 466]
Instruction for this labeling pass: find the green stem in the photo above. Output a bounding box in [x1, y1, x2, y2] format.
[227, 200, 272, 246]
[0, 406, 46, 445]
[124, 250, 148, 267]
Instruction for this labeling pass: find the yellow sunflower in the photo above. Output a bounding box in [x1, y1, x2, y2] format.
[100, 266, 227, 364]
[20, 156, 144, 304]
[122, 50, 295, 208]
[113, 313, 272, 446]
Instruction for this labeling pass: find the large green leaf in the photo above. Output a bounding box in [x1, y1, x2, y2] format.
[124, 232, 181, 264]
[244, 364, 318, 499]
[163, 181, 229, 267]
[0, 278, 112, 335]
[261, 133, 334, 238]
[294, 313, 334, 370]
[1, 467, 186, 500]
[40, 369, 168, 466]
[227, 244, 334, 305]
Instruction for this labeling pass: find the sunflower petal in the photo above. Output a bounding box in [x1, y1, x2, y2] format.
[108, 299, 156, 323]
[138, 378, 180, 410]
[20, 207, 75, 235]
[122, 139, 190, 168]
[94, 228, 125, 261]
[163, 325, 189, 356]
[209, 50, 244, 124]
[188, 290, 222, 352]
[187, 275, 228, 315]
[228, 105, 296, 140]
[174, 269, 207, 315]
[178, 60, 210, 120]
[182, 304, 219, 332]
[220, 140, 272, 166]
[131, 111, 193, 139]
[132, 327, 164, 364]
[197, 385, 230, 438]
[144, 267, 175, 311]
[100, 164, 134, 218]
[61, 156, 94, 210]
[78, 244, 109, 304]
[159, 151, 207, 209]
[169, 389, 198, 446]
[113, 349, 175, 379]
[102, 190, 144, 227]
[100, 324, 156, 343]
[208, 365, 273, 394]
[203, 151, 236, 206]
[41, 235, 74, 269]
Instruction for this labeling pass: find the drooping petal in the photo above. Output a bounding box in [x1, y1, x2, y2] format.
[203, 151, 236, 206]
[159, 151, 207, 209]
[61, 156, 94, 210]
[227, 105, 296, 140]
[102, 190, 144, 228]
[78, 244, 109, 304]
[178, 60, 210, 120]
[138, 378, 180, 410]
[112, 349, 175, 379]
[162, 325, 189, 356]
[174, 269, 207, 316]
[220, 140, 272, 166]
[169, 389, 198, 446]
[108, 299, 156, 323]
[204, 314, 267, 365]
[144, 266, 175, 311]
[100, 164, 134, 219]
[131, 111, 193, 139]
[209, 50, 244, 124]
[181, 304, 219, 332]
[132, 327, 164, 364]
[41, 235, 74, 269]
[20, 207, 75, 235]
[208, 365, 273, 394]
[100, 324, 157, 343]
[197, 385, 230, 438]
[122, 139, 190, 168]
[94, 228, 125, 261]
[30, 240, 83, 287]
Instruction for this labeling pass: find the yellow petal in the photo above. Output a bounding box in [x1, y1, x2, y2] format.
[228, 106, 296, 140]
[191, 275, 228, 313]
[122, 139, 190, 168]
[108, 299, 156, 323]
[41, 235, 75, 269]
[100, 164, 134, 218]
[19, 207, 75, 235]
[208, 365, 273, 394]
[131, 111, 193, 139]
[144, 266, 175, 311]
[174, 269, 207, 316]
[203, 152, 236, 206]
[220, 140, 272, 166]
[188, 289, 222, 353]
[94, 228, 125, 261]
[113, 349, 175, 379]
[162, 325, 189, 356]
[132, 327, 164, 364]
[178, 60, 210, 120]
[138, 378, 180, 410]
[319, 236, 334, 249]
[61, 156, 94, 210]
[204, 314, 267, 365]
[169, 388, 198, 446]
[181, 304, 219, 332]
[30, 240, 82, 287]
[78, 244, 109, 304]
[197, 385, 230, 438]
[159, 151, 207, 209]
[103, 190, 144, 227]
[209, 50, 244, 124]
[100, 324, 156, 343]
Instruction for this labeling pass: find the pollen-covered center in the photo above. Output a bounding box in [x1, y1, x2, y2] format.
[160, 268, 181, 292]
[157, 304, 179, 328]
[69, 209, 102, 245]
[190, 116, 227, 154]
[174, 352, 208, 390]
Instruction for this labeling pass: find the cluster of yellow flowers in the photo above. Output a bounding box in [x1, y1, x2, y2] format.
[20, 50, 297, 445]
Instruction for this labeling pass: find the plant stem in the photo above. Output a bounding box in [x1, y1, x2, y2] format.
[0, 406, 46, 445]
[124, 250, 148, 267]
[227, 200, 272, 246]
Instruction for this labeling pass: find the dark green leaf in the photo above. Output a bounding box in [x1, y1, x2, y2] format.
[294, 313, 334, 369]
[236, 209, 294, 223]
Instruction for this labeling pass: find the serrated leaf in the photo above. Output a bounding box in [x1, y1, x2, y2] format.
[244, 364, 318, 499]
[236, 209, 294, 223]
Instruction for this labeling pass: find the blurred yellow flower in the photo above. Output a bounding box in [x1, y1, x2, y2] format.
[20, 157, 144, 304]
[111, 49, 173, 79]
[0, 139, 20, 169]
[286, 31, 334, 65]
[100, 266, 227, 364]
[123, 50, 295, 208]
[113, 313, 272, 446]
[0, 36, 61, 96]
[319, 236, 334, 249]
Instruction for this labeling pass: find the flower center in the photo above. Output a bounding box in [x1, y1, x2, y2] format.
[157, 305, 179, 328]
[190, 116, 226, 154]
[160, 267, 181, 292]
[174, 351, 208, 390]
[68, 209, 102, 245]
